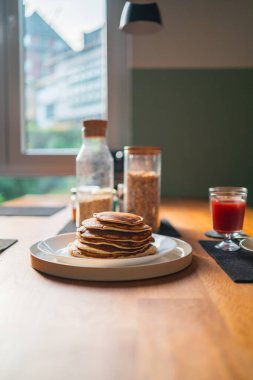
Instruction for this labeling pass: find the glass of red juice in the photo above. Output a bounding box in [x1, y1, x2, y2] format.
[209, 187, 247, 251]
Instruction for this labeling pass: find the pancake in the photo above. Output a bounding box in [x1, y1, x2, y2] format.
[77, 235, 154, 249]
[94, 211, 143, 225]
[69, 211, 156, 260]
[70, 242, 156, 259]
[75, 240, 150, 253]
[82, 218, 152, 232]
[77, 226, 152, 242]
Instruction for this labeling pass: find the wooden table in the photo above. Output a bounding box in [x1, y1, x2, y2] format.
[0, 195, 253, 380]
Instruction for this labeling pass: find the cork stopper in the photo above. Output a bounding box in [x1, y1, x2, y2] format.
[124, 146, 161, 155]
[82, 119, 107, 137]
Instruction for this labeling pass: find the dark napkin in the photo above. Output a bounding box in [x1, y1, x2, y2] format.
[58, 218, 181, 237]
[0, 239, 18, 253]
[58, 220, 76, 234]
[199, 240, 253, 283]
[0, 206, 66, 217]
[157, 218, 181, 238]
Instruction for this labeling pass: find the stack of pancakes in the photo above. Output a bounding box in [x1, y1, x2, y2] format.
[69, 211, 157, 259]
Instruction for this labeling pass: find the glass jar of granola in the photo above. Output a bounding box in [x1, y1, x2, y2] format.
[124, 146, 161, 231]
[76, 120, 114, 227]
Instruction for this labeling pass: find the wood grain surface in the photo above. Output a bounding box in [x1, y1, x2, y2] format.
[0, 196, 253, 380]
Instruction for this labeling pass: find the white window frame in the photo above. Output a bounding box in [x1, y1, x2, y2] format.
[0, 0, 131, 176]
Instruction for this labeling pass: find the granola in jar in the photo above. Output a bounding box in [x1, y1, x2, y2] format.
[77, 193, 112, 226]
[124, 147, 161, 231]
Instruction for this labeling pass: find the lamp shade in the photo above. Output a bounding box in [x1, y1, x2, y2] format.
[119, 2, 162, 34]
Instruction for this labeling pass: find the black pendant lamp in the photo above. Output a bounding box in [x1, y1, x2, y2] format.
[119, 1, 162, 34]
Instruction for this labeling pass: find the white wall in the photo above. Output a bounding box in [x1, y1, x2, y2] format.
[131, 0, 253, 68]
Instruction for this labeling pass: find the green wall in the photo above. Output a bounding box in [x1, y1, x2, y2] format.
[131, 68, 253, 204]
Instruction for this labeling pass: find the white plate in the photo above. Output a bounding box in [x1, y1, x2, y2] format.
[36, 233, 177, 268]
[30, 237, 193, 281]
[240, 237, 253, 252]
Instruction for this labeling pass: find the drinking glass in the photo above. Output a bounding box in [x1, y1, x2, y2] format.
[209, 187, 247, 251]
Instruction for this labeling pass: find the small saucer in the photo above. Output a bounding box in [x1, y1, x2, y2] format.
[239, 237, 253, 252]
[205, 230, 248, 239]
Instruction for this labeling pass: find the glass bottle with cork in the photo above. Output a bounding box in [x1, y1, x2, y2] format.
[70, 187, 77, 223]
[124, 146, 161, 231]
[76, 119, 114, 227]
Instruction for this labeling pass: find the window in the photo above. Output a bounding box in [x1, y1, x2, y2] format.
[0, 0, 130, 176]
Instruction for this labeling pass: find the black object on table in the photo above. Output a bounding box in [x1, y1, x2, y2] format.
[0, 206, 66, 217]
[158, 219, 181, 238]
[0, 239, 18, 254]
[58, 220, 76, 234]
[199, 240, 253, 283]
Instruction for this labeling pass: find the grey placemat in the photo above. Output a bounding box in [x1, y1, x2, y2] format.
[0, 206, 66, 216]
[58, 220, 76, 234]
[199, 240, 253, 283]
[0, 239, 18, 253]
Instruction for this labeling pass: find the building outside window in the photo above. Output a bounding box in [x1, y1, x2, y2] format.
[23, 2, 107, 150]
